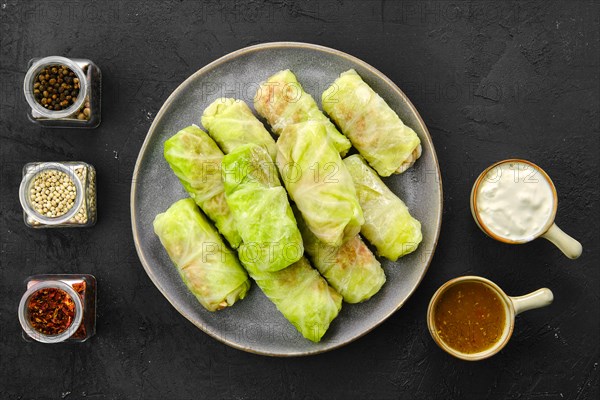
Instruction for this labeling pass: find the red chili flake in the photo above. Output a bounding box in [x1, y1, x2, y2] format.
[27, 288, 76, 335]
[70, 281, 87, 339]
[72, 281, 85, 295]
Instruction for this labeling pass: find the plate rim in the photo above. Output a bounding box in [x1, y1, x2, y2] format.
[130, 41, 444, 357]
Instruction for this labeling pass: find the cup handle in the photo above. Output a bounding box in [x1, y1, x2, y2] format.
[510, 288, 554, 315]
[541, 223, 582, 259]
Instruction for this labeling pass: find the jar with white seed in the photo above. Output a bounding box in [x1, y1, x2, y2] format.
[19, 162, 97, 228]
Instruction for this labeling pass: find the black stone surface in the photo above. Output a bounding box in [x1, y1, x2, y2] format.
[1, 1, 598, 399]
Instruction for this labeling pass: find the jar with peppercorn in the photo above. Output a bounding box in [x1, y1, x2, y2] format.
[19, 161, 97, 228]
[23, 56, 101, 128]
[18, 274, 97, 343]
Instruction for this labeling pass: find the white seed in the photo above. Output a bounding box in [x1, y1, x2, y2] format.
[29, 169, 77, 218]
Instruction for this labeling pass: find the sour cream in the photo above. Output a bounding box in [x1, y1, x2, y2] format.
[475, 161, 555, 242]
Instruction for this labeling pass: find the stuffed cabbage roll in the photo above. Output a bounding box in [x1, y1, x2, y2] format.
[276, 121, 364, 247]
[344, 155, 422, 261]
[164, 125, 242, 249]
[201, 98, 277, 160]
[294, 207, 385, 303]
[322, 69, 422, 177]
[222, 144, 303, 272]
[254, 69, 351, 156]
[153, 198, 251, 312]
[245, 257, 342, 342]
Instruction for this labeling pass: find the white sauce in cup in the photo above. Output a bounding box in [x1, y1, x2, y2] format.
[475, 161, 555, 242]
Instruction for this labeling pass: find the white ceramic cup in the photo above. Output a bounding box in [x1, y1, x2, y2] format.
[427, 276, 554, 361]
[471, 159, 582, 259]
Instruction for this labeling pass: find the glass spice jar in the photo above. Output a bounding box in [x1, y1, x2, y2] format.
[19, 161, 97, 228]
[18, 274, 97, 343]
[23, 56, 101, 128]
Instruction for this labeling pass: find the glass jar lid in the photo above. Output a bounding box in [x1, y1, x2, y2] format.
[19, 162, 85, 225]
[18, 280, 84, 343]
[23, 56, 88, 119]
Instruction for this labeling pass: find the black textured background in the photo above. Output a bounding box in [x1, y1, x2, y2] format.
[1, 1, 598, 399]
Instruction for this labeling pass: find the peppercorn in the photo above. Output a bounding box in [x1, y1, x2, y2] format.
[33, 64, 81, 112]
[29, 169, 77, 218]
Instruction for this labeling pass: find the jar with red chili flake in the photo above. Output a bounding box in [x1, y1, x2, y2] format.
[18, 275, 96, 343]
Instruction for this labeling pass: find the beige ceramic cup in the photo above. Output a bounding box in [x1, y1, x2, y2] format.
[427, 276, 553, 361]
[471, 159, 582, 259]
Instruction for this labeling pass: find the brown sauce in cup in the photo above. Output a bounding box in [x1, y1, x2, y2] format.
[434, 281, 506, 354]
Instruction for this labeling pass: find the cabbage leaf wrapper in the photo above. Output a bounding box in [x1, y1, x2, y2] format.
[201, 98, 277, 160]
[294, 207, 385, 303]
[153, 198, 251, 312]
[344, 155, 422, 261]
[254, 69, 351, 156]
[276, 121, 364, 247]
[164, 125, 242, 249]
[245, 257, 342, 342]
[222, 144, 303, 272]
[322, 69, 421, 177]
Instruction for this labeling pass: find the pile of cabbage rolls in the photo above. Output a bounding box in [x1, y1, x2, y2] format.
[153, 69, 423, 343]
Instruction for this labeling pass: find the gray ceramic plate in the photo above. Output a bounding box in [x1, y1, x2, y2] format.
[131, 42, 442, 356]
